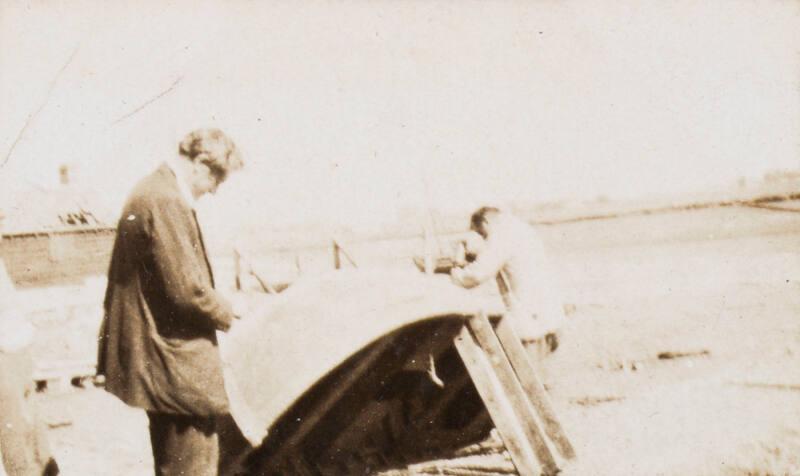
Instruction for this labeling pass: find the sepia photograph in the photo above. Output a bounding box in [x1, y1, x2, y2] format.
[1, 1, 799, 475]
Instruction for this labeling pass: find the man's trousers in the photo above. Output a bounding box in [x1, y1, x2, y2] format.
[146, 412, 219, 476]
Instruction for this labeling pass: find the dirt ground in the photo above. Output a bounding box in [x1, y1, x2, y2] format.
[542, 204, 800, 475]
[33, 203, 800, 475]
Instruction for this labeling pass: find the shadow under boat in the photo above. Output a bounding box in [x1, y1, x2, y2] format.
[220, 268, 504, 475]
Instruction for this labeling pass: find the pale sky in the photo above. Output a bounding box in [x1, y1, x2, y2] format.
[1, 0, 799, 236]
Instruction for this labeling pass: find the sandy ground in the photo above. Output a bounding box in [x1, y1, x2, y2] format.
[32, 203, 800, 475]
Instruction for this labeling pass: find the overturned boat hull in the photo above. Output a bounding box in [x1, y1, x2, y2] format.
[220, 269, 504, 475]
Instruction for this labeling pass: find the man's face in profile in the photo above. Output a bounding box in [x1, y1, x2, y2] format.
[470, 218, 491, 240]
[462, 230, 486, 262]
[189, 158, 227, 198]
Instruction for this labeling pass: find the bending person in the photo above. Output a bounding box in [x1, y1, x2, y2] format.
[450, 207, 566, 361]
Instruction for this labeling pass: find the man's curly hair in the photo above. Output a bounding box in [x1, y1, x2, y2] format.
[178, 128, 243, 175]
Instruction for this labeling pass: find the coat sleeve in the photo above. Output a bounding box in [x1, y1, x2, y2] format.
[451, 237, 509, 289]
[143, 197, 235, 332]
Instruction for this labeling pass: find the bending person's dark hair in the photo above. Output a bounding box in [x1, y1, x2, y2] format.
[469, 206, 501, 234]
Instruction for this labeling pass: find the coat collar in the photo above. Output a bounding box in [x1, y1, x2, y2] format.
[164, 157, 196, 209]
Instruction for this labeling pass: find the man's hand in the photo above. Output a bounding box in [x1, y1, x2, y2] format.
[450, 267, 466, 287]
[453, 241, 468, 268]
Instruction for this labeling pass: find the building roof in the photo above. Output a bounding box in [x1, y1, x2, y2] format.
[0, 183, 115, 235]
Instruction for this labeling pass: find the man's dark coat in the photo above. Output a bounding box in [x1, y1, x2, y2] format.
[98, 164, 234, 416]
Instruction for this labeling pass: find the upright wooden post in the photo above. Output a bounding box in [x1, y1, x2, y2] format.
[233, 249, 242, 291]
[333, 240, 341, 270]
[422, 224, 435, 275]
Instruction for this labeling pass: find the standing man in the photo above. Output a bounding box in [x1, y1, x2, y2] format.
[450, 207, 566, 361]
[98, 128, 243, 476]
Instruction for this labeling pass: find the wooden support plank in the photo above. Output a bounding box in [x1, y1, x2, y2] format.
[235, 249, 278, 294]
[453, 325, 541, 476]
[250, 269, 278, 294]
[467, 313, 560, 474]
[493, 314, 576, 461]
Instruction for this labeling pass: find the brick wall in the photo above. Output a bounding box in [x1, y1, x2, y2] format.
[0, 228, 116, 288]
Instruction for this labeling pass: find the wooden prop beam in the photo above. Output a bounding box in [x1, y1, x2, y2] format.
[493, 314, 576, 460]
[467, 313, 560, 475]
[453, 324, 542, 476]
[494, 269, 576, 461]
